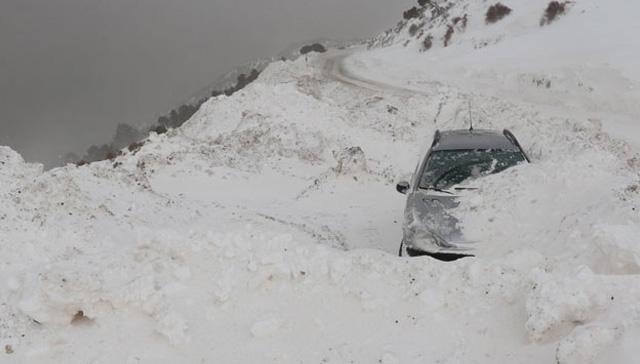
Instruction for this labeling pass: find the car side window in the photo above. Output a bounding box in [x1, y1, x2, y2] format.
[410, 151, 430, 189]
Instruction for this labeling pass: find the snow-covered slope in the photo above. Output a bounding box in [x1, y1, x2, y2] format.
[1, 1, 640, 363]
[366, 0, 640, 147]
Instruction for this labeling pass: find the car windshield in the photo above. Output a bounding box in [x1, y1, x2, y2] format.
[419, 149, 525, 190]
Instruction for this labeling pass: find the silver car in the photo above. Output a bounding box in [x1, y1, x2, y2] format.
[396, 129, 529, 260]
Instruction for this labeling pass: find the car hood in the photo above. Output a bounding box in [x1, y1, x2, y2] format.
[404, 189, 477, 253]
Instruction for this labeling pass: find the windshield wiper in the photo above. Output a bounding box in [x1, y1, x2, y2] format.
[420, 186, 454, 195]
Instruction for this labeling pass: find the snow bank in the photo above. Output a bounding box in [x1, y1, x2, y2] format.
[342, 0, 640, 360]
[1, 0, 640, 362]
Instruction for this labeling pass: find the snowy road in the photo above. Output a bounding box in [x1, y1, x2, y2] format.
[322, 50, 409, 94]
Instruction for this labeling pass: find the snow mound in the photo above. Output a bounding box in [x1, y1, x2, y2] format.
[0, 147, 42, 193]
[526, 268, 640, 363]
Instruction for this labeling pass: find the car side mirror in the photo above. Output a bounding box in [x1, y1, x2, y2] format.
[396, 181, 410, 194]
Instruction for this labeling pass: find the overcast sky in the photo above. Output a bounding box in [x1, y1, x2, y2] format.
[0, 0, 412, 167]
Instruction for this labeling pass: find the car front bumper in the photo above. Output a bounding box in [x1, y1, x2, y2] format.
[403, 229, 476, 258]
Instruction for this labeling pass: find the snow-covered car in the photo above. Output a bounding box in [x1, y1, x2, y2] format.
[396, 129, 529, 260]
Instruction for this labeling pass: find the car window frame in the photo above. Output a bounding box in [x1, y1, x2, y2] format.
[411, 148, 433, 193]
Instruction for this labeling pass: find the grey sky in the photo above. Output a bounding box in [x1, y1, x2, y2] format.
[0, 0, 412, 167]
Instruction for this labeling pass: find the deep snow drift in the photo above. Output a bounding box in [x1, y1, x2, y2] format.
[1, 0, 640, 363]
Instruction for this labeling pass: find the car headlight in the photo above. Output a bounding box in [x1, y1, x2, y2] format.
[406, 228, 452, 252]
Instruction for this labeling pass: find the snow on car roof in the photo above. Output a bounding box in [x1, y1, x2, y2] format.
[432, 129, 518, 151]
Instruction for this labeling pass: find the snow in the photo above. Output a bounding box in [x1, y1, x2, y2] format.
[1, 0, 640, 362]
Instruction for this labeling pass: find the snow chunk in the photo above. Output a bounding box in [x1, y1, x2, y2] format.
[525, 268, 604, 342]
[332, 146, 367, 175]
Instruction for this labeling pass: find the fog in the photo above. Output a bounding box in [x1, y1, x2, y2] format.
[0, 0, 413, 167]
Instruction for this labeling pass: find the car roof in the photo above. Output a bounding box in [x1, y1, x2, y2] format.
[432, 129, 518, 151]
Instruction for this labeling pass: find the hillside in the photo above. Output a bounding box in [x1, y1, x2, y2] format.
[1, 1, 639, 363]
[366, 0, 640, 145]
